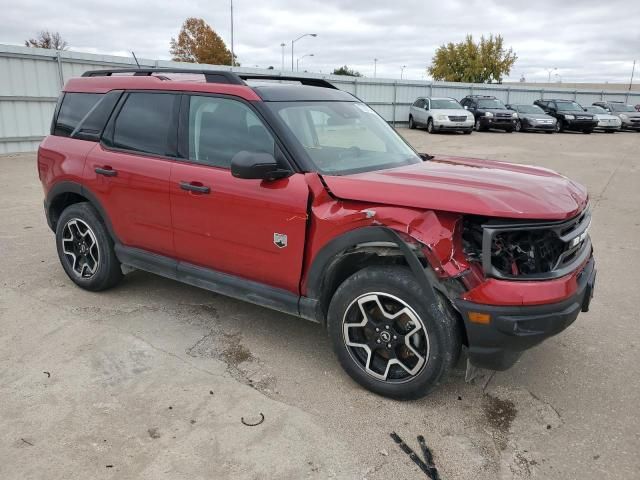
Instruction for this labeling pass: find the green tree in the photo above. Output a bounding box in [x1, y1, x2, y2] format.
[25, 31, 68, 50]
[170, 17, 238, 66]
[332, 65, 362, 77]
[428, 34, 517, 83]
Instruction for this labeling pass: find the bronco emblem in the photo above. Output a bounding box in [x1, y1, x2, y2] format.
[273, 233, 287, 248]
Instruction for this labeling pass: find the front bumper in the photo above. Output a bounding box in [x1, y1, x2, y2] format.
[621, 120, 640, 130]
[479, 117, 516, 130]
[523, 121, 556, 131]
[455, 256, 596, 370]
[433, 119, 474, 131]
[565, 119, 598, 130]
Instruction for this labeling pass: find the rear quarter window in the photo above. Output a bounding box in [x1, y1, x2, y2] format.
[53, 93, 103, 137]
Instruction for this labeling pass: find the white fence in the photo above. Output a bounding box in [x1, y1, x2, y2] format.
[2, 43, 640, 154]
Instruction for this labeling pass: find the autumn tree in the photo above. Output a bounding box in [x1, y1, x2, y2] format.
[25, 31, 68, 50]
[170, 17, 237, 66]
[428, 34, 517, 83]
[332, 65, 362, 77]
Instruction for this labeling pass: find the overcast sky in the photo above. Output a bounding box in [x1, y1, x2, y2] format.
[2, 0, 639, 83]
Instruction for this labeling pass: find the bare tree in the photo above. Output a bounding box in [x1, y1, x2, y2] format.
[25, 31, 69, 50]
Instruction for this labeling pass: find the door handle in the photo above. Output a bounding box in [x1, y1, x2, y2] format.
[95, 166, 117, 177]
[180, 181, 210, 194]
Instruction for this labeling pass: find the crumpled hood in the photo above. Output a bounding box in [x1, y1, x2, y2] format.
[322, 156, 588, 220]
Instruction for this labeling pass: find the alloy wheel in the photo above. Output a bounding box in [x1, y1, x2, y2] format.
[342, 292, 429, 383]
[61, 218, 100, 278]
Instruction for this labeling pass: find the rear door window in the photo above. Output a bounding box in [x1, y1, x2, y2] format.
[54, 93, 102, 137]
[111, 92, 178, 156]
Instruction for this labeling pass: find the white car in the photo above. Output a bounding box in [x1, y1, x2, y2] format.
[584, 106, 622, 133]
[409, 97, 475, 134]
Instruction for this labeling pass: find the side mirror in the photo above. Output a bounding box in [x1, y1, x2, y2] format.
[424, 105, 429, 110]
[583, 108, 588, 111]
[231, 151, 290, 181]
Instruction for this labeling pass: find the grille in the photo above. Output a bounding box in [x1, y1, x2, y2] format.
[576, 116, 592, 120]
[463, 208, 592, 281]
[495, 113, 512, 119]
[448, 115, 467, 122]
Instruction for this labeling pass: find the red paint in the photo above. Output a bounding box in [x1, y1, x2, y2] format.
[64, 76, 261, 101]
[322, 156, 588, 220]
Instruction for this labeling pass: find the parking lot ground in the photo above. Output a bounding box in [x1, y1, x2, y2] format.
[1, 129, 639, 480]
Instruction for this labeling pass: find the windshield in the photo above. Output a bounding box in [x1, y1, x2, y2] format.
[585, 106, 606, 114]
[610, 104, 636, 112]
[477, 99, 506, 109]
[556, 101, 584, 112]
[431, 99, 462, 109]
[516, 105, 544, 114]
[268, 101, 421, 175]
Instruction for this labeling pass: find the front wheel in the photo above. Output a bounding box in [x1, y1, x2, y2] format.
[474, 119, 484, 132]
[327, 266, 461, 400]
[55, 202, 122, 291]
[463, 129, 472, 135]
[408, 116, 416, 129]
[555, 120, 564, 133]
[426, 118, 435, 134]
[583, 129, 593, 134]
[514, 120, 522, 132]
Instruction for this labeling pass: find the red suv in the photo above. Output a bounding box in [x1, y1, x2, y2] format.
[38, 68, 596, 399]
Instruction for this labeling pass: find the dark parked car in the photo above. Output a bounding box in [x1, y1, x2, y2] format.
[38, 68, 596, 399]
[506, 104, 556, 133]
[533, 99, 598, 133]
[592, 101, 640, 131]
[460, 95, 517, 132]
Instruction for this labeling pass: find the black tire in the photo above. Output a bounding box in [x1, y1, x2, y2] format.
[327, 266, 461, 400]
[426, 118, 435, 134]
[408, 116, 416, 130]
[55, 202, 122, 291]
[514, 120, 522, 132]
[545, 130, 555, 134]
[505, 128, 514, 133]
[583, 129, 593, 134]
[555, 120, 564, 133]
[474, 118, 484, 132]
[463, 129, 472, 135]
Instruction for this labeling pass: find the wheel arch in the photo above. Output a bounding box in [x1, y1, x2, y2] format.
[304, 226, 438, 324]
[46, 181, 118, 241]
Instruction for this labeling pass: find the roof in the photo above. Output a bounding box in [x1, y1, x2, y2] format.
[65, 68, 348, 102]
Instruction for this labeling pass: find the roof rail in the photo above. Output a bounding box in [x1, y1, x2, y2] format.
[81, 69, 337, 89]
[237, 74, 337, 90]
[81, 68, 245, 85]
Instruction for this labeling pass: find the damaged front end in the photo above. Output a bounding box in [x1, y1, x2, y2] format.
[462, 206, 592, 281]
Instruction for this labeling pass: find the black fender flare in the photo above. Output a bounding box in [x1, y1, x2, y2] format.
[303, 226, 438, 321]
[45, 181, 118, 241]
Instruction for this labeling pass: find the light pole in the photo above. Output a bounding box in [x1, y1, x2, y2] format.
[280, 43, 286, 71]
[374, 58, 378, 78]
[230, 0, 235, 68]
[291, 33, 317, 71]
[297, 53, 314, 72]
[400, 65, 406, 79]
[546, 67, 557, 83]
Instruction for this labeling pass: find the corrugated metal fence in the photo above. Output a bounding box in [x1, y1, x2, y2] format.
[2, 43, 640, 154]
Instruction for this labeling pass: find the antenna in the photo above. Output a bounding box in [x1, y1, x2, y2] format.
[131, 51, 141, 69]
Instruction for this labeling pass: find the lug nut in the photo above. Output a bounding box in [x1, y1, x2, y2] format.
[393, 335, 397, 340]
[387, 343, 392, 348]
[376, 339, 381, 343]
[385, 325, 390, 330]
[375, 328, 380, 332]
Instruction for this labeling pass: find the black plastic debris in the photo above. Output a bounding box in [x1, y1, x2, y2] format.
[390, 432, 440, 480]
[241, 412, 264, 427]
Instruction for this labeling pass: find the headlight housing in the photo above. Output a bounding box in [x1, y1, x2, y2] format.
[467, 114, 474, 120]
[620, 114, 629, 120]
[485, 111, 494, 118]
[565, 114, 575, 120]
[512, 112, 518, 118]
[436, 114, 448, 121]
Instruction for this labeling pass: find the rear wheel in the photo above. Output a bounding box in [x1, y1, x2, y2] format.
[426, 118, 435, 134]
[327, 266, 461, 399]
[408, 116, 416, 129]
[55, 202, 122, 291]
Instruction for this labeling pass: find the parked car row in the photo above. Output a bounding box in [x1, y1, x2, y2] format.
[409, 95, 640, 134]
